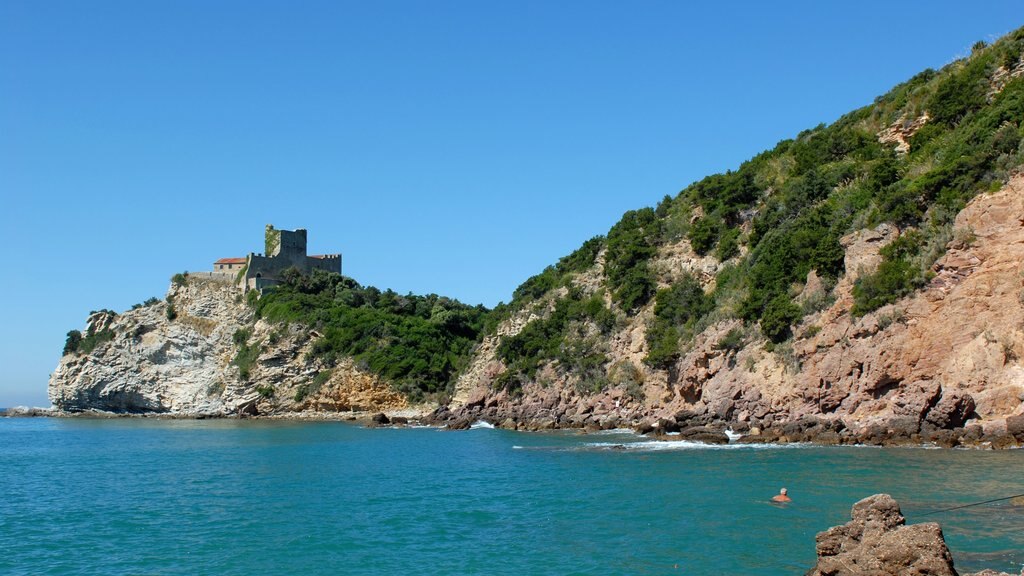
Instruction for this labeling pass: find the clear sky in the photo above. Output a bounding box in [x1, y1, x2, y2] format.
[1, 1, 1021, 407]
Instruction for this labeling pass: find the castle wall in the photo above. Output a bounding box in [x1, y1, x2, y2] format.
[308, 254, 342, 274]
[236, 225, 342, 292]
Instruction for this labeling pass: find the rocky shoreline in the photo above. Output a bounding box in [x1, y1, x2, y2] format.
[426, 404, 1024, 448]
[7, 404, 1023, 449]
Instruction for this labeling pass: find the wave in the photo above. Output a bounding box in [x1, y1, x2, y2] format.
[512, 440, 813, 452]
[582, 440, 805, 451]
[470, 421, 495, 429]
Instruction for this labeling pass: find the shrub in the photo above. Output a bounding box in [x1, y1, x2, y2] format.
[63, 330, 82, 355]
[688, 216, 721, 255]
[759, 294, 801, 343]
[644, 274, 714, 367]
[605, 208, 660, 310]
[715, 327, 745, 353]
[715, 227, 741, 261]
[496, 291, 616, 381]
[851, 259, 920, 316]
[231, 330, 261, 381]
[171, 272, 188, 287]
[255, 270, 490, 398]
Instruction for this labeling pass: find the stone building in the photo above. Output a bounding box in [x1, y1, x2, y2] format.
[211, 225, 341, 291]
[212, 257, 247, 274]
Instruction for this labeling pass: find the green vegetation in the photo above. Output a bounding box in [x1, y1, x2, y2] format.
[62, 30, 1024, 399]
[63, 323, 116, 356]
[131, 297, 160, 310]
[254, 268, 490, 400]
[265, 227, 280, 255]
[605, 209, 658, 311]
[493, 27, 1024, 368]
[644, 273, 713, 368]
[231, 328, 261, 381]
[495, 287, 616, 389]
[715, 327, 745, 354]
[171, 272, 188, 287]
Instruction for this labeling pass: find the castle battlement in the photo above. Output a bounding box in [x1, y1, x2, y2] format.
[211, 225, 342, 292]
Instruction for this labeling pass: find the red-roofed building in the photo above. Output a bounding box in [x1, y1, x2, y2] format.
[212, 257, 247, 274]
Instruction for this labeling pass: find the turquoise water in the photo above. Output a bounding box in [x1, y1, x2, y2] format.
[1, 419, 1021, 575]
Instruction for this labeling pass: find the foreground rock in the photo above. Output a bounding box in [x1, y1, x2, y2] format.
[807, 494, 1019, 576]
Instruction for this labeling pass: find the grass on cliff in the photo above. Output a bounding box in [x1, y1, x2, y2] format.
[494, 27, 1024, 382]
[254, 268, 491, 401]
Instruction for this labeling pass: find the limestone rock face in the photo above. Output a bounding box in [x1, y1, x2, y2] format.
[49, 278, 252, 414]
[807, 494, 956, 576]
[48, 278, 406, 416]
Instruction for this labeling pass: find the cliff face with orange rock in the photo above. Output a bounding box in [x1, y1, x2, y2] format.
[443, 176, 1024, 447]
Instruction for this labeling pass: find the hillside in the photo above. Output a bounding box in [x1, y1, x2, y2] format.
[49, 27, 1024, 445]
[49, 272, 489, 416]
[443, 28, 1024, 445]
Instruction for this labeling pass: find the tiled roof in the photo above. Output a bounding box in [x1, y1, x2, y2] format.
[214, 257, 247, 265]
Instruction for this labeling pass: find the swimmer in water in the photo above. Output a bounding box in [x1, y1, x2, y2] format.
[772, 488, 792, 503]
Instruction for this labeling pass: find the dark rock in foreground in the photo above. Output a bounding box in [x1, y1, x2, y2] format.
[807, 494, 1019, 576]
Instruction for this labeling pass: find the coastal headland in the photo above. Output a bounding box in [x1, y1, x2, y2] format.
[42, 29, 1024, 450]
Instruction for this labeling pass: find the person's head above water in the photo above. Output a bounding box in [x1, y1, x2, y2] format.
[780, 488, 788, 495]
[772, 487, 792, 502]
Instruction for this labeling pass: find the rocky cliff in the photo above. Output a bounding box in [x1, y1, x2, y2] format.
[48, 29, 1024, 443]
[49, 277, 406, 417]
[444, 176, 1024, 446]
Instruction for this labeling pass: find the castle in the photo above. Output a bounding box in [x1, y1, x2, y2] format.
[213, 225, 341, 291]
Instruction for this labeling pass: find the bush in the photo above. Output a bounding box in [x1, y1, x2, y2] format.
[851, 259, 920, 316]
[715, 227, 741, 261]
[496, 290, 616, 380]
[644, 274, 713, 367]
[715, 327, 745, 353]
[688, 216, 721, 255]
[63, 330, 82, 355]
[605, 208, 660, 310]
[231, 330, 261, 381]
[171, 272, 188, 287]
[759, 294, 800, 343]
[255, 270, 490, 397]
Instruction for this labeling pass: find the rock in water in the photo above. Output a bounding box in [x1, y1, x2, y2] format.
[807, 494, 956, 576]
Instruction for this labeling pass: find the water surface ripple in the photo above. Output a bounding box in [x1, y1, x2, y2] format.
[1, 418, 1021, 575]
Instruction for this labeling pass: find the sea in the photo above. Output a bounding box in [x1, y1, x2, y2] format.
[1, 417, 1021, 575]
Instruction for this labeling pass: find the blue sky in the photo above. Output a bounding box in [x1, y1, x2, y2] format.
[1, 1, 1021, 407]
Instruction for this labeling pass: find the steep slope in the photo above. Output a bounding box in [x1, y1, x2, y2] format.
[49, 276, 408, 416]
[446, 29, 1024, 444]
